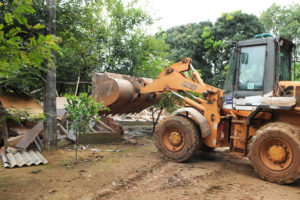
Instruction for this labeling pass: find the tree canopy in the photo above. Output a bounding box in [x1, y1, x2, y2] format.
[162, 11, 265, 88]
[30, 0, 170, 94]
[1, 0, 299, 96]
[1, 0, 170, 96]
[0, 0, 60, 96]
[260, 3, 300, 80]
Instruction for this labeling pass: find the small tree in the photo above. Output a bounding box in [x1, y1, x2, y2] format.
[65, 93, 108, 163]
[150, 94, 182, 134]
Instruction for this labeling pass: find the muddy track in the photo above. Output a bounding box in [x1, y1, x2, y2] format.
[93, 150, 300, 200]
[94, 160, 167, 199]
[93, 151, 238, 200]
[2, 136, 300, 200]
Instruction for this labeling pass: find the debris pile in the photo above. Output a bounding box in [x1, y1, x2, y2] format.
[0, 90, 161, 168]
[113, 108, 167, 122]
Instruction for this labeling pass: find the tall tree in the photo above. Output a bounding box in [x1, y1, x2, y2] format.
[260, 3, 300, 80]
[29, 0, 169, 94]
[163, 11, 265, 88]
[209, 11, 265, 87]
[260, 3, 300, 42]
[44, 0, 57, 150]
[162, 22, 214, 82]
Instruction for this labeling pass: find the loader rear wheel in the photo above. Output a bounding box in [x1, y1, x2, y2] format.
[249, 122, 300, 184]
[154, 115, 200, 162]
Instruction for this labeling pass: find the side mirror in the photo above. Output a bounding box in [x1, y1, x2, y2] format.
[241, 52, 249, 64]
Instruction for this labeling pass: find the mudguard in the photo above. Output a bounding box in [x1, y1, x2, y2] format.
[174, 107, 211, 138]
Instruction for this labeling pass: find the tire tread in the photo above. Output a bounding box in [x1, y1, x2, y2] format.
[249, 122, 300, 184]
[154, 115, 200, 162]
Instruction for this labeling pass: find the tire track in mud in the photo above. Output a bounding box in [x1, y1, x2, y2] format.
[91, 149, 300, 200]
[93, 160, 167, 200]
[93, 155, 229, 200]
[92, 150, 247, 200]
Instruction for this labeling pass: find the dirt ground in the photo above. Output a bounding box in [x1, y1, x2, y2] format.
[1, 135, 300, 200]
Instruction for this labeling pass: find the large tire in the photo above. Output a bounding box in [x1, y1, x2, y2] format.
[154, 115, 200, 162]
[248, 122, 300, 184]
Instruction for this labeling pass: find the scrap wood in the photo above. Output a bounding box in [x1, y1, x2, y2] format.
[75, 76, 80, 96]
[94, 118, 116, 133]
[15, 122, 43, 150]
[8, 135, 24, 142]
[57, 123, 69, 135]
[7, 135, 24, 147]
[261, 96, 296, 107]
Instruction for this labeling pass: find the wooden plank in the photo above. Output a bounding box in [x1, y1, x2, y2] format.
[231, 119, 247, 124]
[8, 135, 24, 142]
[261, 97, 296, 107]
[77, 132, 122, 144]
[74, 76, 80, 96]
[16, 122, 43, 149]
[57, 123, 69, 135]
[94, 119, 115, 132]
[230, 136, 246, 142]
[56, 81, 91, 85]
[8, 135, 24, 147]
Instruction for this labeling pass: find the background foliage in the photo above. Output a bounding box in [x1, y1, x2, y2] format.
[29, 0, 170, 95]
[161, 11, 265, 88]
[1, 1, 300, 113]
[260, 3, 300, 80]
[0, 0, 60, 97]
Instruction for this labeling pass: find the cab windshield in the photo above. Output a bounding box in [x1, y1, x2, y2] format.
[238, 45, 266, 90]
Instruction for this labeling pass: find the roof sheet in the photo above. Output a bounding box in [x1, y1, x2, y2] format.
[1, 150, 48, 168]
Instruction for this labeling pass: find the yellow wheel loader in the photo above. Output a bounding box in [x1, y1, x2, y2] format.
[92, 35, 300, 184]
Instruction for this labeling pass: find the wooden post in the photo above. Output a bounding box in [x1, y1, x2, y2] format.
[75, 76, 80, 96]
[44, 0, 57, 151]
[2, 120, 8, 148]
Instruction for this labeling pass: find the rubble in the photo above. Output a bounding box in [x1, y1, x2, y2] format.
[105, 149, 125, 152]
[0, 90, 163, 170]
[91, 148, 102, 152]
[113, 108, 167, 122]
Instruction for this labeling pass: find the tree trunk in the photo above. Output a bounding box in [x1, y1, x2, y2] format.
[151, 107, 164, 135]
[44, 0, 57, 151]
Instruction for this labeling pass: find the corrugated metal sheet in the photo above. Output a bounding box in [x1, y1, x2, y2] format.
[1, 150, 48, 168]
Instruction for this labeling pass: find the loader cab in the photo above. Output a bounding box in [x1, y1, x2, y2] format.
[223, 35, 295, 110]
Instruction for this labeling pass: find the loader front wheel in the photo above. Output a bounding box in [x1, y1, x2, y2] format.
[249, 122, 300, 184]
[154, 115, 200, 162]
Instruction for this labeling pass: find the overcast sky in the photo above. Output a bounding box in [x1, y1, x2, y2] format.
[146, 0, 298, 33]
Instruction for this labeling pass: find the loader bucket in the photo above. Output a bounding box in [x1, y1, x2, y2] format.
[92, 72, 162, 115]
